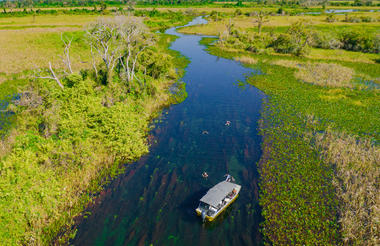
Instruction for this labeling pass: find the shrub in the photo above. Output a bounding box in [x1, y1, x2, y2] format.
[311, 31, 342, 49]
[270, 33, 297, 54]
[64, 73, 82, 87]
[339, 31, 377, 53]
[325, 14, 338, 23]
[286, 21, 312, 56]
[246, 33, 271, 53]
[270, 22, 312, 56]
[234, 8, 243, 16]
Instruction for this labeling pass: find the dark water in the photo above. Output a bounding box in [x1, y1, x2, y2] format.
[0, 96, 16, 133]
[306, 9, 379, 15]
[73, 17, 265, 246]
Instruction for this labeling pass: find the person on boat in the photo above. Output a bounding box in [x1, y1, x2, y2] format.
[224, 174, 235, 182]
[202, 172, 209, 179]
[225, 174, 231, 182]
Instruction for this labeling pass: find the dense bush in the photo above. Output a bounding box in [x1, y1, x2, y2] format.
[325, 14, 338, 23]
[310, 31, 342, 49]
[270, 33, 296, 53]
[269, 22, 312, 56]
[246, 33, 272, 53]
[218, 22, 312, 56]
[339, 30, 379, 53]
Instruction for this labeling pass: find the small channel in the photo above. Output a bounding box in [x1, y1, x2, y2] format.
[72, 17, 265, 246]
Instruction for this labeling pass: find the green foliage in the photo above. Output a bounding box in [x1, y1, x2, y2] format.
[270, 33, 297, 53]
[310, 31, 342, 49]
[339, 30, 379, 53]
[218, 21, 313, 56]
[325, 14, 337, 23]
[64, 73, 83, 87]
[138, 48, 174, 79]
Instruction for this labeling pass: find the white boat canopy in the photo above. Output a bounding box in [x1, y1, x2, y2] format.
[200, 181, 241, 207]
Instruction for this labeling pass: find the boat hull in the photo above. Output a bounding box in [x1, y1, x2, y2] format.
[196, 193, 239, 222]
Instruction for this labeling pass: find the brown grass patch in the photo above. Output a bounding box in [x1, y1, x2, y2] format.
[303, 116, 380, 245]
[234, 56, 257, 64]
[271, 59, 302, 69]
[295, 62, 354, 88]
[0, 30, 91, 74]
[315, 129, 379, 245]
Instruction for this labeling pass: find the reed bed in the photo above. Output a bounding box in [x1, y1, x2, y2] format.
[234, 56, 257, 64]
[314, 129, 379, 245]
[295, 62, 354, 88]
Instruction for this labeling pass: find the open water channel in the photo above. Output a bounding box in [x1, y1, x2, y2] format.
[73, 17, 265, 246]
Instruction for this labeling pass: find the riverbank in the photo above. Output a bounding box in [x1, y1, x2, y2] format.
[0, 12, 193, 245]
[198, 36, 379, 244]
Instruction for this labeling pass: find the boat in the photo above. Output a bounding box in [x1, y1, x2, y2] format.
[195, 176, 241, 222]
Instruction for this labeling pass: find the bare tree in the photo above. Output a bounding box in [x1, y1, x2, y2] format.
[60, 34, 73, 75]
[252, 11, 270, 34]
[117, 16, 154, 83]
[225, 18, 234, 36]
[35, 62, 64, 89]
[87, 17, 123, 81]
[219, 18, 234, 42]
[87, 16, 154, 84]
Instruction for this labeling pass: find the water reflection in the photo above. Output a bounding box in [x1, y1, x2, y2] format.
[73, 17, 265, 246]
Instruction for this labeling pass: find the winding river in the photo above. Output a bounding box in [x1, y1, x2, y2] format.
[73, 17, 265, 245]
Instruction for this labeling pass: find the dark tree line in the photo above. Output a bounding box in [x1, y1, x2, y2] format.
[1, 0, 351, 9]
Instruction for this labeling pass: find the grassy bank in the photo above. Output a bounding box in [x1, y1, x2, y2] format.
[0, 11, 192, 245]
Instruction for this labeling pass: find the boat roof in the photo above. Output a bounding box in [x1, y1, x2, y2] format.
[200, 181, 241, 207]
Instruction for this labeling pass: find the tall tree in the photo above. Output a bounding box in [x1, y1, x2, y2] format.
[252, 11, 269, 34]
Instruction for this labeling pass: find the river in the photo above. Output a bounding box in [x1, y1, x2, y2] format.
[72, 17, 265, 246]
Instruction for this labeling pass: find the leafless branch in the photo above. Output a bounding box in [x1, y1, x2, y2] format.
[35, 62, 64, 89]
[60, 33, 73, 75]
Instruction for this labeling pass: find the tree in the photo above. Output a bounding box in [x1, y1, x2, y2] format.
[117, 16, 154, 84]
[87, 16, 154, 85]
[287, 21, 312, 56]
[252, 11, 270, 34]
[87, 17, 124, 82]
